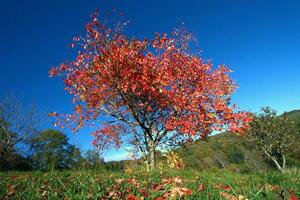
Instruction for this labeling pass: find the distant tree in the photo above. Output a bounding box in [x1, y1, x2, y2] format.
[65, 145, 84, 170]
[246, 107, 298, 172]
[0, 94, 38, 160]
[29, 129, 81, 170]
[84, 149, 104, 170]
[49, 11, 251, 170]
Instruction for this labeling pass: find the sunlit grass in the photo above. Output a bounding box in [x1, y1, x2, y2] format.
[0, 169, 299, 199]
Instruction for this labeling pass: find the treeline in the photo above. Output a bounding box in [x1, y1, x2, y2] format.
[0, 128, 116, 171]
[0, 95, 126, 171]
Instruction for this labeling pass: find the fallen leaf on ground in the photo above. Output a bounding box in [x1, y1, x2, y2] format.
[161, 177, 183, 185]
[198, 184, 205, 191]
[127, 178, 139, 186]
[173, 177, 183, 184]
[6, 185, 16, 196]
[139, 187, 148, 197]
[108, 191, 122, 199]
[215, 183, 231, 191]
[288, 190, 299, 200]
[163, 187, 192, 199]
[220, 192, 248, 200]
[126, 194, 140, 200]
[114, 178, 124, 184]
[152, 183, 164, 192]
[290, 195, 299, 200]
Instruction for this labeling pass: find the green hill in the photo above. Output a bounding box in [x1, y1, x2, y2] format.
[176, 133, 269, 172]
[284, 109, 300, 129]
[174, 109, 300, 172]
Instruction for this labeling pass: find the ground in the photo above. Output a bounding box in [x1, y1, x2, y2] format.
[0, 169, 299, 199]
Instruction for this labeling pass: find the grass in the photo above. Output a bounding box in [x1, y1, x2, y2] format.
[0, 169, 299, 199]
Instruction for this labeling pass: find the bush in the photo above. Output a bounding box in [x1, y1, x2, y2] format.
[228, 147, 245, 164]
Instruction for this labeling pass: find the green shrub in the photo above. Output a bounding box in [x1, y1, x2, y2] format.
[228, 147, 245, 164]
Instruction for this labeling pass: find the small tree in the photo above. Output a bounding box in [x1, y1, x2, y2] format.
[246, 107, 298, 172]
[65, 145, 83, 170]
[49, 11, 251, 170]
[84, 149, 104, 170]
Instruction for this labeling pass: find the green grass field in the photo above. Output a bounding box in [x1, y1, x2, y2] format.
[1, 169, 299, 199]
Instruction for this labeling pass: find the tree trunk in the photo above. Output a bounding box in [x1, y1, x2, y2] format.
[263, 149, 284, 172]
[148, 141, 156, 170]
[282, 154, 286, 172]
[270, 156, 283, 172]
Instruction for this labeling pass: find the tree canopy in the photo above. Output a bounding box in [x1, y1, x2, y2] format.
[29, 129, 82, 170]
[49, 11, 251, 169]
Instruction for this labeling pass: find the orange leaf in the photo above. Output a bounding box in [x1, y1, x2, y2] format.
[215, 183, 231, 191]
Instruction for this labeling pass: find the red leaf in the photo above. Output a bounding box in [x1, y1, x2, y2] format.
[126, 194, 139, 200]
[288, 190, 299, 200]
[290, 195, 299, 200]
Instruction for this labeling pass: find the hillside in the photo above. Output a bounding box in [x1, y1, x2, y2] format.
[174, 109, 300, 171]
[284, 109, 300, 129]
[176, 133, 268, 172]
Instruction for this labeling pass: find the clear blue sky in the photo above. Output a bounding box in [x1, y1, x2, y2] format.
[1, 0, 299, 161]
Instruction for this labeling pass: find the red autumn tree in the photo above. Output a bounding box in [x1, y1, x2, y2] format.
[49, 11, 251, 170]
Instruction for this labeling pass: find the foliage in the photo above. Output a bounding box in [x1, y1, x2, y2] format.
[164, 151, 185, 169]
[245, 107, 298, 172]
[0, 169, 299, 199]
[283, 110, 300, 131]
[49, 11, 251, 169]
[282, 110, 300, 161]
[28, 129, 82, 171]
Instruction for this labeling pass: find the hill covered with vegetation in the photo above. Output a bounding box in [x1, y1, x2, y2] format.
[172, 109, 300, 172]
[284, 109, 300, 129]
